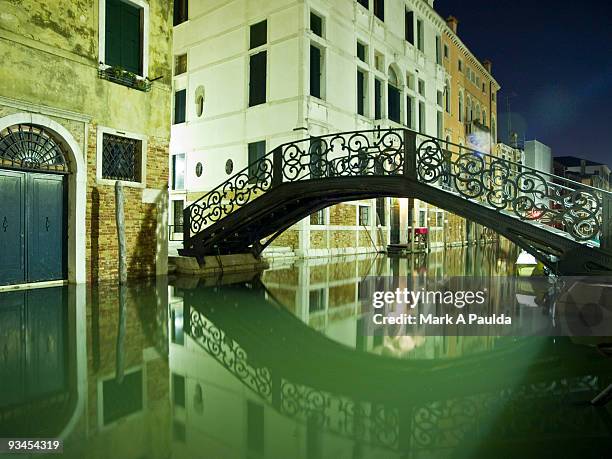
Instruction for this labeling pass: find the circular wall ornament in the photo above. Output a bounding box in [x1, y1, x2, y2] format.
[225, 159, 234, 175]
[195, 162, 203, 177]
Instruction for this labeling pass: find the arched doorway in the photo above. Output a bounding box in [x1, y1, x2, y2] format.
[0, 124, 70, 285]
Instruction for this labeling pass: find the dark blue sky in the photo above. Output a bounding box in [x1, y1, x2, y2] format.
[435, 0, 612, 166]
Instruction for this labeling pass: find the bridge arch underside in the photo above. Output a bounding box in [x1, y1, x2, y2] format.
[184, 176, 612, 275]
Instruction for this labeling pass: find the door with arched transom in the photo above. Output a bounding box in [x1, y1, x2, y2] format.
[0, 124, 68, 286]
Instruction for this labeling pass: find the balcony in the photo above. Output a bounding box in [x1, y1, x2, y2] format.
[98, 66, 151, 92]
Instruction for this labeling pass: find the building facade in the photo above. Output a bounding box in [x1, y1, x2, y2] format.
[554, 156, 611, 191]
[170, 0, 500, 257]
[0, 0, 173, 286]
[440, 15, 500, 246]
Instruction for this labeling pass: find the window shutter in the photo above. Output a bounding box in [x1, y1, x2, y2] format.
[310, 46, 321, 98]
[105, 0, 122, 68]
[121, 2, 142, 74]
[174, 90, 186, 124]
[249, 51, 267, 107]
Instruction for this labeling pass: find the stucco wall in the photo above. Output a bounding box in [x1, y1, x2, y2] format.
[0, 0, 173, 282]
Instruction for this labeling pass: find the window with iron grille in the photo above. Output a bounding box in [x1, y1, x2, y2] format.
[102, 133, 142, 182]
[359, 206, 370, 226]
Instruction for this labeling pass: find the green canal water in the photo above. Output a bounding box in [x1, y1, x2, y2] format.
[1, 244, 612, 458]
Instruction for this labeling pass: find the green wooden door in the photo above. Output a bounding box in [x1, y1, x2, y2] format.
[0, 170, 65, 285]
[27, 173, 66, 283]
[0, 171, 26, 285]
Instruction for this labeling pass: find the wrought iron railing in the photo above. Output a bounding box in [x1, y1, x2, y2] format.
[183, 128, 611, 245]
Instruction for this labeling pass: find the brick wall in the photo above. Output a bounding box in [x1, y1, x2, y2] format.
[86, 124, 169, 282]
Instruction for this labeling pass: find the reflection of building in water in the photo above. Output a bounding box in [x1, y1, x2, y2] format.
[170, 278, 612, 459]
[0, 282, 171, 458]
[261, 246, 518, 360]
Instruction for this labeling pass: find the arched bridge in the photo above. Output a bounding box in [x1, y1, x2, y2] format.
[180, 129, 612, 275]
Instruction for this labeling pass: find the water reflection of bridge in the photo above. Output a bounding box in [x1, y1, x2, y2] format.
[173, 279, 612, 457]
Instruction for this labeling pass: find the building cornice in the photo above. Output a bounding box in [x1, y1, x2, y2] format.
[411, 0, 501, 90]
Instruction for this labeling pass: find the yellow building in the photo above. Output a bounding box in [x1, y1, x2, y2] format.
[440, 16, 501, 246]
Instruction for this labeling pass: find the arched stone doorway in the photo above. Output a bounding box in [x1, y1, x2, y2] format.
[0, 114, 86, 286]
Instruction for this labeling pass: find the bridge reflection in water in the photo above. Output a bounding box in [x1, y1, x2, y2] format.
[1, 249, 612, 458]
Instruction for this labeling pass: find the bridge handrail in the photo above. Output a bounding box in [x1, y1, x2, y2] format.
[183, 128, 610, 247]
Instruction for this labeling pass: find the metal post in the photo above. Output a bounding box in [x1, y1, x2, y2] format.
[601, 195, 612, 252]
[403, 129, 417, 180]
[183, 206, 191, 247]
[115, 181, 127, 284]
[272, 146, 283, 187]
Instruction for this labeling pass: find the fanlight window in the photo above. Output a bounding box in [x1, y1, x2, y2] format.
[0, 124, 69, 173]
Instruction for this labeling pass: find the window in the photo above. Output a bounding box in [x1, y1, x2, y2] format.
[445, 81, 450, 113]
[173, 0, 188, 26]
[172, 200, 184, 233]
[310, 209, 325, 225]
[374, 0, 384, 21]
[249, 20, 267, 49]
[418, 101, 425, 134]
[357, 70, 366, 116]
[102, 133, 142, 182]
[458, 91, 464, 122]
[492, 116, 497, 143]
[310, 12, 323, 37]
[418, 79, 425, 97]
[416, 19, 424, 52]
[104, 0, 144, 75]
[247, 401, 264, 455]
[458, 59, 463, 72]
[174, 89, 186, 124]
[406, 95, 414, 128]
[388, 67, 400, 123]
[482, 109, 486, 126]
[482, 82, 486, 92]
[173, 373, 185, 407]
[357, 0, 369, 8]
[248, 140, 266, 182]
[405, 10, 414, 44]
[437, 111, 443, 139]
[172, 153, 185, 190]
[359, 206, 370, 226]
[374, 79, 382, 119]
[356, 41, 367, 62]
[102, 370, 143, 425]
[309, 289, 326, 312]
[376, 198, 385, 225]
[444, 44, 449, 58]
[175, 53, 187, 75]
[249, 51, 266, 106]
[436, 211, 444, 227]
[310, 45, 322, 99]
[436, 90, 443, 107]
[435, 35, 441, 64]
[418, 210, 426, 227]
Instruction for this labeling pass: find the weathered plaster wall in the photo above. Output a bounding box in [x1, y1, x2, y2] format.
[0, 0, 173, 282]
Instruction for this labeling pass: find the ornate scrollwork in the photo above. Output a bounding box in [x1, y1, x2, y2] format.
[189, 308, 272, 400]
[416, 138, 604, 241]
[184, 127, 607, 247]
[188, 157, 274, 234]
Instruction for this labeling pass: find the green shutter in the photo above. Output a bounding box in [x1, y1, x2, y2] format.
[105, 0, 142, 74]
[105, 0, 122, 68]
[121, 2, 142, 74]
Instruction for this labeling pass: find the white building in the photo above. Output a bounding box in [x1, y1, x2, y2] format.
[170, 0, 452, 256]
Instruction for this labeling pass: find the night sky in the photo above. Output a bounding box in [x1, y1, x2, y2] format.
[434, 0, 612, 166]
